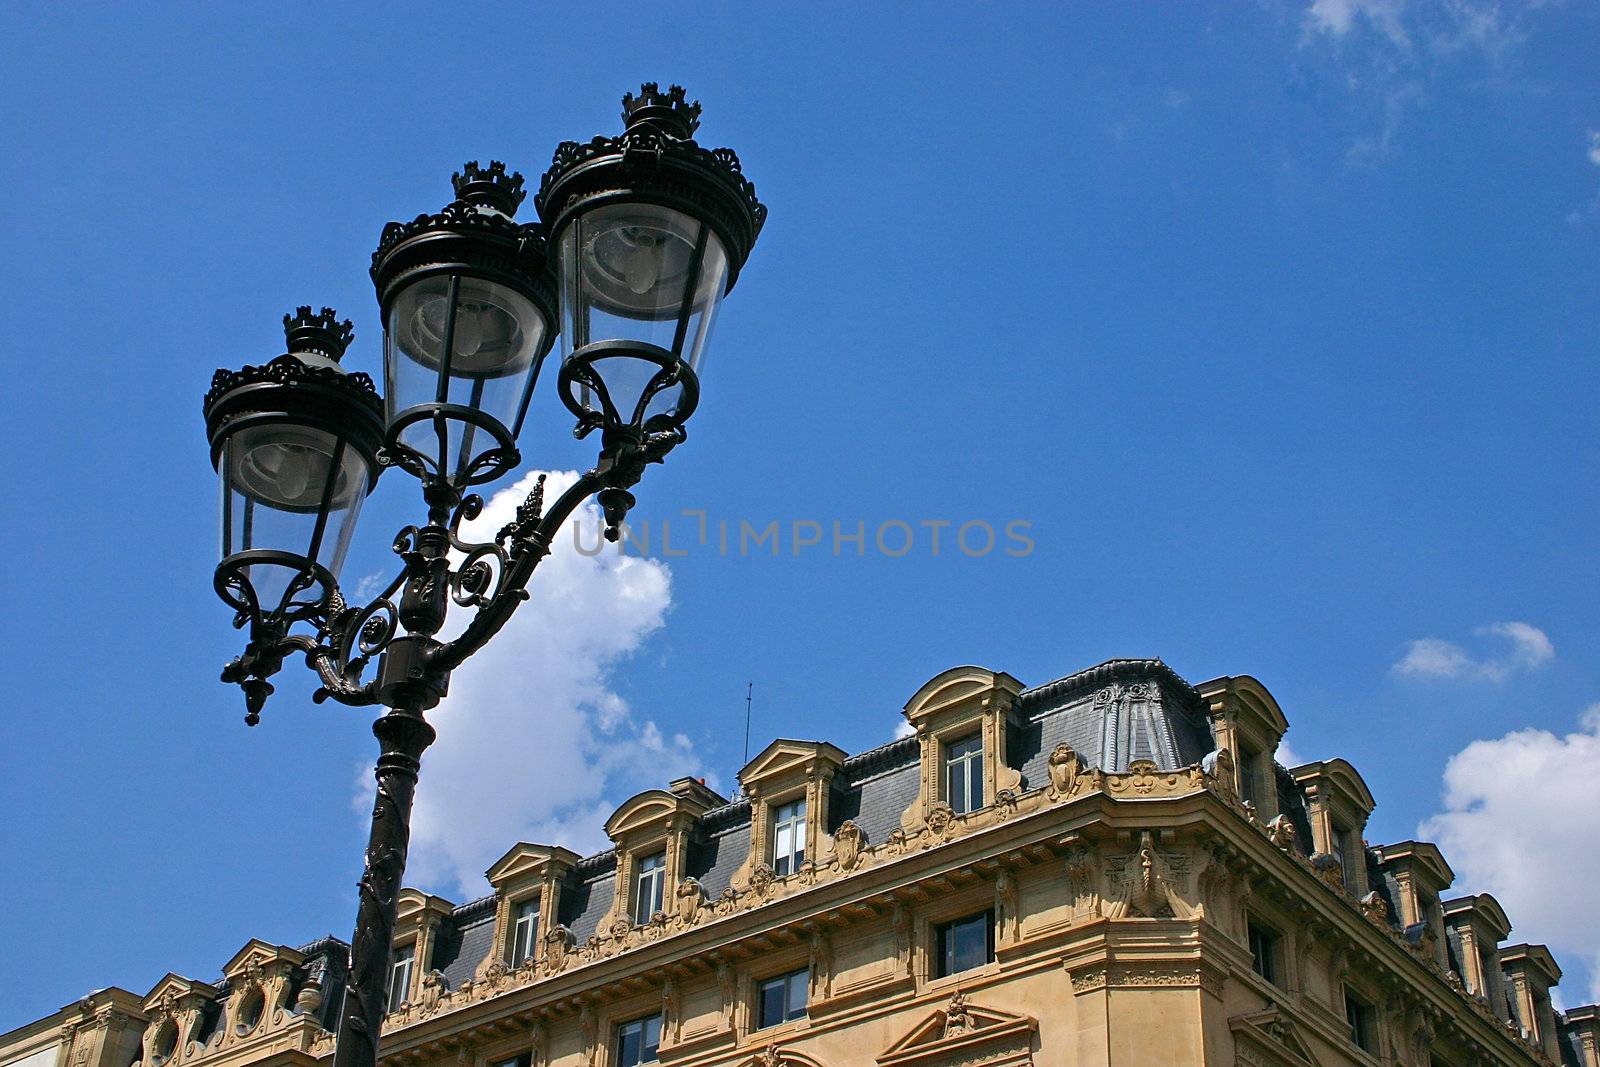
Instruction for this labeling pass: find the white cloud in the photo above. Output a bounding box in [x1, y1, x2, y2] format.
[1392, 621, 1553, 682]
[1274, 738, 1304, 769]
[894, 719, 916, 740]
[356, 470, 706, 898]
[1588, 130, 1600, 167]
[1306, 0, 1411, 48]
[1298, 0, 1534, 164]
[1419, 705, 1600, 1003]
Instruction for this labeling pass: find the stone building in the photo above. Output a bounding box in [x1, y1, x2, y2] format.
[6, 659, 1598, 1067]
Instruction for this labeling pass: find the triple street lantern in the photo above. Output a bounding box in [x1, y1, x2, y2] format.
[200, 85, 763, 1067]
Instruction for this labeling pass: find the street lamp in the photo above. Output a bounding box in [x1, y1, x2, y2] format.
[201, 85, 764, 1067]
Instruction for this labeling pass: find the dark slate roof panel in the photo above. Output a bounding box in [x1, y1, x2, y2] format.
[690, 821, 751, 899]
[439, 909, 495, 990]
[1016, 659, 1213, 775]
[1275, 764, 1315, 857]
[846, 761, 920, 848]
[563, 857, 617, 943]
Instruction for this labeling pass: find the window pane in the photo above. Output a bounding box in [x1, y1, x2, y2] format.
[786, 969, 808, 1019]
[618, 1023, 640, 1067]
[758, 977, 785, 1029]
[641, 1015, 660, 1061]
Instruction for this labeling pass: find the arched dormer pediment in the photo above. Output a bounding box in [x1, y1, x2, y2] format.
[394, 888, 454, 927]
[902, 665, 1023, 729]
[605, 789, 682, 840]
[1318, 757, 1376, 813]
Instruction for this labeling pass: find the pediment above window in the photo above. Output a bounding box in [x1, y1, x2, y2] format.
[222, 939, 305, 983]
[902, 666, 1023, 733]
[738, 739, 846, 796]
[142, 973, 218, 1014]
[605, 778, 724, 844]
[394, 888, 455, 927]
[485, 842, 581, 891]
[878, 992, 1037, 1067]
[1228, 1006, 1318, 1067]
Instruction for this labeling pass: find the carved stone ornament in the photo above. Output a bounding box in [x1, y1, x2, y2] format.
[742, 1047, 826, 1067]
[1047, 743, 1086, 797]
[925, 801, 956, 837]
[1202, 748, 1238, 803]
[749, 862, 776, 897]
[1308, 851, 1345, 891]
[833, 819, 864, 871]
[1104, 831, 1195, 919]
[542, 923, 574, 974]
[1106, 759, 1203, 798]
[1265, 815, 1297, 850]
[675, 877, 707, 923]
[294, 978, 324, 1016]
[876, 993, 1037, 1067]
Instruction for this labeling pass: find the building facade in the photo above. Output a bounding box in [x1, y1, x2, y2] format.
[6, 659, 1598, 1067]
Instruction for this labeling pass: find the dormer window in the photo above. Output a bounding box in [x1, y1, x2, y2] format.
[633, 851, 666, 925]
[772, 797, 807, 876]
[944, 733, 984, 815]
[511, 899, 538, 965]
[386, 943, 415, 1012]
[1237, 743, 1260, 806]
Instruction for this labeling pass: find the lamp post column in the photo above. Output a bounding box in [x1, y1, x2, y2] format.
[332, 700, 436, 1067]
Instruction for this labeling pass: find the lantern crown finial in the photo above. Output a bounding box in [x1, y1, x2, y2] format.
[622, 82, 701, 139]
[451, 160, 527, 216]
[282, 306, 354, 361]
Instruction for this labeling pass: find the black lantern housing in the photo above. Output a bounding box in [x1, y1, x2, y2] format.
[536, 84, 766, 438]
[371, 161, 558, 493]
[205, 308, 384, 624]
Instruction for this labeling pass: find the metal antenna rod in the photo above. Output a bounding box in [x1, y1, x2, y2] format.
[743, 681, 753, 767]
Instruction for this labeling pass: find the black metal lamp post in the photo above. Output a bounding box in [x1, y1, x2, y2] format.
[201, 85, 763, 1067]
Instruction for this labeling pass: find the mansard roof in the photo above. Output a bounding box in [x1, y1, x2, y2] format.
[405, 657, 1223, 991]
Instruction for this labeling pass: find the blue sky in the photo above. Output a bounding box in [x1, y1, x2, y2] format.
[2, 0, 1598, 1028]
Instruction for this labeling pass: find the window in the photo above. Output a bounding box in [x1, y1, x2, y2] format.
[1330, 822, 1358, 890]
[633, 851, 666, 926]
[1345, 988, 1376, 1052]
[511, 899, 538, 965]
[1247, 921, 1279, 985]
[944, 733, 984, 815]
[756, 968, 808, 1029]
[934, 910, 995, 978]
[1237, 745, 1260, 806]
[615, 1014, 661, 1067]
[387, 943, 415, 1012]
[491, 1056, 531, 1067]
[771, 797, 807, 876]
